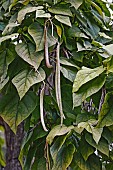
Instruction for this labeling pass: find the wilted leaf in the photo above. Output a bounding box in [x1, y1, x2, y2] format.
[28, 22, 56, 51]
[46, 124, 74, 145]
[0, 91, 37, 132]
[73, 66, 105, 93]
[12, 68, 46, 99]
[15, 42, 44, 70]
[55, 15, 71, 27]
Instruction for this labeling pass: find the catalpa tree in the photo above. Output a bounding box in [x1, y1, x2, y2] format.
[0, 0, 113, 170]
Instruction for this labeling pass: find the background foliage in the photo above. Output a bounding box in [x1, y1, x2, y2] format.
[1, 0, 113, 169]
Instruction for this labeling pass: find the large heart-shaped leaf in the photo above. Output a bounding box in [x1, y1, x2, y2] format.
[46, 124, 74, 145]
[55, 15, 71, 27]
[36, 9, 51, 18]
[28, 22, 56, 52]
[98, 92, 113, 128]
[15, 42, 44, 70]
[51, 143, 75, 170]
[12, 68, 46, 99]
[61, 66, 76, 82]
[78, 120, 103, 144]
[0, 91, 37, 132]
[50, 135, 68, 161]
[48, 4, 72, 16]
[65, 0, 83, 9]
[85, 133, 109, 156]
[73, 66, 105, 93]
[79, 137, 94, 161]
[17, 5, 43, 23]
[73, 74, 106, 107]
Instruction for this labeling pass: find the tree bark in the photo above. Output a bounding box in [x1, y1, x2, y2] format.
[0, 117, 24, 170]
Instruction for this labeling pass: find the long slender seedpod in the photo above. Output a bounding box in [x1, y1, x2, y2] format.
[44, 22, 53, 68]
[40, 83, 48, 132]
[55, 42, 65, 126]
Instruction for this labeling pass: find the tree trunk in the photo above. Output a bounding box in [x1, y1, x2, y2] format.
[0, 117, 24, 170]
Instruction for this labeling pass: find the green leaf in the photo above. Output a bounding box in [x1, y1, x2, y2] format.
[62, 85, 74, 114]
[17, 5, 43, 23]
[55, 15, 71, 27]
[60, 58, 79, 69]
[0, 33, 19, 44]
[105, 73, 113, 89]
[28, 22, 56, 51]
[103, 44, 113, 56]
[12, 68, 45, 99]
[65, 0, 83, 9]
[73, 152, 102, 170]
[31, 157, 46, 170]
[78, 120, 103, 144]
[73, 66, 105, 93]
[91, 1, 103, 17]
[79, 137, 94, 161]
[0, 75, 9, 90]
[50, 135, 68, 161]
[85, 133, 109, 157]
[48, 4, 72, 16]
[68, 24, 88, 38]
[73, 74, 106, 107]
[52, 144, 75, 170]
[2, 23, 20, 35]
[0, 91, 37, 132]
[36, 9, 51, 18]
[61, 66, 76, 82]
[15, 42, 44, 70]
[46, 124, 74, 145]
[106, 163, 113, 170]
[98, 92, 113, 128]
[74, 152, 90, 170]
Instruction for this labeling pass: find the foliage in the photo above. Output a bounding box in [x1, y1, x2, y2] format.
[0, 0, 113, 169]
